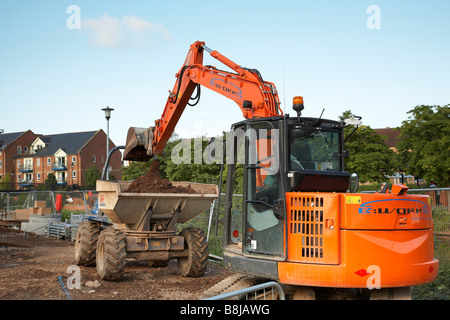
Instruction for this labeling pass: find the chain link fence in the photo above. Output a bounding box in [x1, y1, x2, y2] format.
[0, 190, 98, 216]
[0, 190, 99, 242]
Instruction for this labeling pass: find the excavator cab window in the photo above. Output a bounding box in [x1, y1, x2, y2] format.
[289, 127, 341, 172]
[244, 121, 284, 257]
[287, 120, 350, 193]
[226, 126, 246, 249]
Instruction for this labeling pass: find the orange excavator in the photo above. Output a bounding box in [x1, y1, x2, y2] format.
[124, 41, 439, 299]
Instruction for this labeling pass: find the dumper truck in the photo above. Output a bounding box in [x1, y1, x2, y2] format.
[74, 159, 218, 281]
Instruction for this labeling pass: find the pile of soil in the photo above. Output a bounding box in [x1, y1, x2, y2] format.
[125, 160, 197, 194]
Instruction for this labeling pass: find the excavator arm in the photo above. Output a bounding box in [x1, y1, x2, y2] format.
[123, 41, 282, 161]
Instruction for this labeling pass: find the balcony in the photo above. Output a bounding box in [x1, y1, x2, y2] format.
[18, 164, 33, 173]
[52, 162, 67, 171]
[19, 179, 33, 187]
[57, 177, 67, 185]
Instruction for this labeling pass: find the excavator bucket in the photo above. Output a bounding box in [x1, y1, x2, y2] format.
[123, 127, 154, 161]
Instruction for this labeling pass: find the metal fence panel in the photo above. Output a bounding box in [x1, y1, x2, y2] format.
[204, 281, 285, 300]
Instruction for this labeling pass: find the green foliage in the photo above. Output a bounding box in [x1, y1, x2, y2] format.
[220, 164, 243, 194]
[121, 139, 179, 181]
[121, 160, 151, 180]
[60, 209, 84, 222]
[84, 165, 101, 189]
[397, 105, 450, 186]
[432, 206, 450, 235]
[122, 138, 223, 185]
[341, 110, 397, 183]
[0, 172, 12, 190]
[411, 231, 450, 300]
[44, 173, 57, 190]
[164, 138, 222, 184]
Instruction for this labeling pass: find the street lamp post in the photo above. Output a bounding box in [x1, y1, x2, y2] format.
[101, 106, 114, 180]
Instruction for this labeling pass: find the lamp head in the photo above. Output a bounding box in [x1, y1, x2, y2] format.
[102, 106, 114, 120]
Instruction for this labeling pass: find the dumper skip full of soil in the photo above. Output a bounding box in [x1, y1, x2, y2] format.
[125, 160, 196, 194]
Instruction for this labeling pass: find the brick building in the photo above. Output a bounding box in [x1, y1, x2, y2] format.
[0, 130, 38, 187]
[374, 127, 401, 152]
[374, 127, 416, 185]
[0, 129, 121, 190]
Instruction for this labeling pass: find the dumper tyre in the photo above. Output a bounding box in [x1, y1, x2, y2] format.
[96, 228, 127, 281]
[177, 228, 209, 277]
[74, 221, 100, 267]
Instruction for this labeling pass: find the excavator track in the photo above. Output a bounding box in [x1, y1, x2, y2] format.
[199, 274, 263, 300]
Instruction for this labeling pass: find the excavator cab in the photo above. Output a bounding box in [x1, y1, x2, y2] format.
[222, 114, 350, 277]
[222, 111, 438, 293]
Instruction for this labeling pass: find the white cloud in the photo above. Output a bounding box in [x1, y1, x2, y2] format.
[82, 14, 171, 48]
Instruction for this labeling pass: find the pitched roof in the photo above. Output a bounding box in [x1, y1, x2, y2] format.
[374, 128, 401, 148]
[0, 131, 27, 149]
[33, 130, 99, 156]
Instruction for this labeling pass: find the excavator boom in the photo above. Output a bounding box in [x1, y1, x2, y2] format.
[124, 41, 282, 161]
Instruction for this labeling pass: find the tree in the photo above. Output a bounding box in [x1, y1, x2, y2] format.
[121, 137, 223, 185]
[121, 161, 151, 180]
[164, 138, 222, 184]
[44, 173, 57, 191]
[341, 110, 397, 183]
[0, 172, 12, 190]
[84, 165, 101, 189]
[397, 105, 450, 186]
[121, 139, 177, 181]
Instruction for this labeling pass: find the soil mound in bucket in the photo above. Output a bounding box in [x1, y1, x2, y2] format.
[125, 160, 196, 194]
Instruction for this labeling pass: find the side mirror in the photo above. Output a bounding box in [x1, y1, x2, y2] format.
[343, 116, 362, 126]
[343, 116, 362, 142]
[349, 173, 359, 193]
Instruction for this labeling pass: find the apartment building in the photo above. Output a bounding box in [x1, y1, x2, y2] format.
[0, 129, 121, 189]
[0, 130, 38, 187]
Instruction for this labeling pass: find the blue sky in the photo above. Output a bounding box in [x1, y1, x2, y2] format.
[1, 1, 449, 146]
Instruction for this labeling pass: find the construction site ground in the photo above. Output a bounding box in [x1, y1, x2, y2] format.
[0, 234, 232, 300]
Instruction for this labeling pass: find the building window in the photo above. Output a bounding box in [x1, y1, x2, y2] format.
[0, 160, 2, 168]
[37, 173, 41, 182]
[47, 158, 51, 166]
[92, 156, 96, 163]
[73, 171, 76, 179]
[72, 156, 76, 164]
[37, 158, 40, 167]
[17, 174, 21, 182]
[17, 160, 21, 168]
[17, 146, 22, 155]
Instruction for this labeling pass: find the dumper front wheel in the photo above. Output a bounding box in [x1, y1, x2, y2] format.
[177, 228, 209, 277]
[74, 221, 100, 267]
[96, 229, 127, 281]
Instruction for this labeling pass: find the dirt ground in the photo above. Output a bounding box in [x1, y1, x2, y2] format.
[0, 234, 232, 300]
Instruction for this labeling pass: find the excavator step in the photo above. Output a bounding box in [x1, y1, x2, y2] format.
[199, 274, 262, 300]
